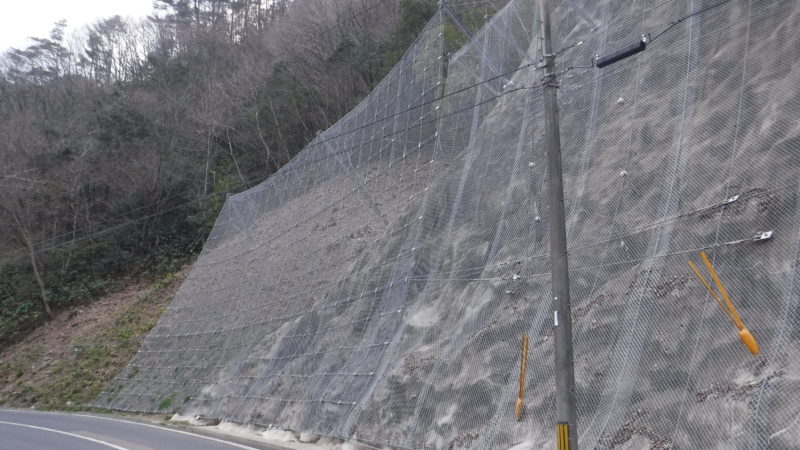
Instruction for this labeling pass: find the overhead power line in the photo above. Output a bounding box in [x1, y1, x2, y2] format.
[1, 0, 736, 266]
[649, 0, 736, 42]
[0, 168, 274, 263]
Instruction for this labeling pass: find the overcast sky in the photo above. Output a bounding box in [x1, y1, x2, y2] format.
[1, 0, 155, 52]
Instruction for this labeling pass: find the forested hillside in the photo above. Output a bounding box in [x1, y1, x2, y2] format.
[0, 0, 498, 345]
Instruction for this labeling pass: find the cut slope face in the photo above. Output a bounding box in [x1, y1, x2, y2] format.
[96, 0, 800, 448]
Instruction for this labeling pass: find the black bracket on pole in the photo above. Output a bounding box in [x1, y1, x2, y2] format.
[595, 34, 649, 68]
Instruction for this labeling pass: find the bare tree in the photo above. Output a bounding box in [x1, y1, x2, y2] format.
[0, 170, 54, 319]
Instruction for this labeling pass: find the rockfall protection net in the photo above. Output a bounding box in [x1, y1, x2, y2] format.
[95, 0, 800, 448]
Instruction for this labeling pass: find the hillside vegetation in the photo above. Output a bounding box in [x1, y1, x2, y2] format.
[0, 0, 500, 346]
[0, 267, 186, 409]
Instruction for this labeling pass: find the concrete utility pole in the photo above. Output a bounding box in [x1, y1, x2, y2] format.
[538, 0, 579, 448]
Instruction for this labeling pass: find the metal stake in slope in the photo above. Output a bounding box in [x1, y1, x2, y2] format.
[515, 334, 530, 421]
[688, 251, 760, 355]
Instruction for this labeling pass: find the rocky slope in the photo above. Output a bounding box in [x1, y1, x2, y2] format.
[96, 1, 800, 448]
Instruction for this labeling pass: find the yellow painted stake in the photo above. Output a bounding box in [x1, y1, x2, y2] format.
[556, 422, 570, 450]
[515, 334, 529, 421]
[688, 251, 759, 355]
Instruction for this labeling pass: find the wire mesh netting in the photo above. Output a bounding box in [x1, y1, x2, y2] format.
[95, 0, 800, 448]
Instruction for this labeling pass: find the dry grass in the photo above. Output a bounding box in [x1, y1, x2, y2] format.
[0, 267, 188, 409]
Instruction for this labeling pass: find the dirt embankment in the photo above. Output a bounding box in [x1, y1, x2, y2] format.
[0, 267, 188, 409]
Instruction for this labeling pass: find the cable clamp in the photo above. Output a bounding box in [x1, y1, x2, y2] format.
[752, 230, 773, 242]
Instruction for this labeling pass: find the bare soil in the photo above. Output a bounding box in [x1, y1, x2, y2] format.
[0, 267, 188, 408]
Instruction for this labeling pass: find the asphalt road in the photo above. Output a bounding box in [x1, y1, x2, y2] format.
[0, 409, 284, 450]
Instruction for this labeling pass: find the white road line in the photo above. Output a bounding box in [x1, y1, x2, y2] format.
[0, 420, 130, 449]
[70, 414, 260, 450]
[1, 410, 261, 450]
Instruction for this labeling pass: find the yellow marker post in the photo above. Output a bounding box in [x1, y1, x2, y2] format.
[556, 422, 570, 450]
[515, 334, 529, 421]
[688, 251, 759, 355]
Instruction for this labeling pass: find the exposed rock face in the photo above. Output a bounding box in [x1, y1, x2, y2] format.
[96, 0, 800, 448]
